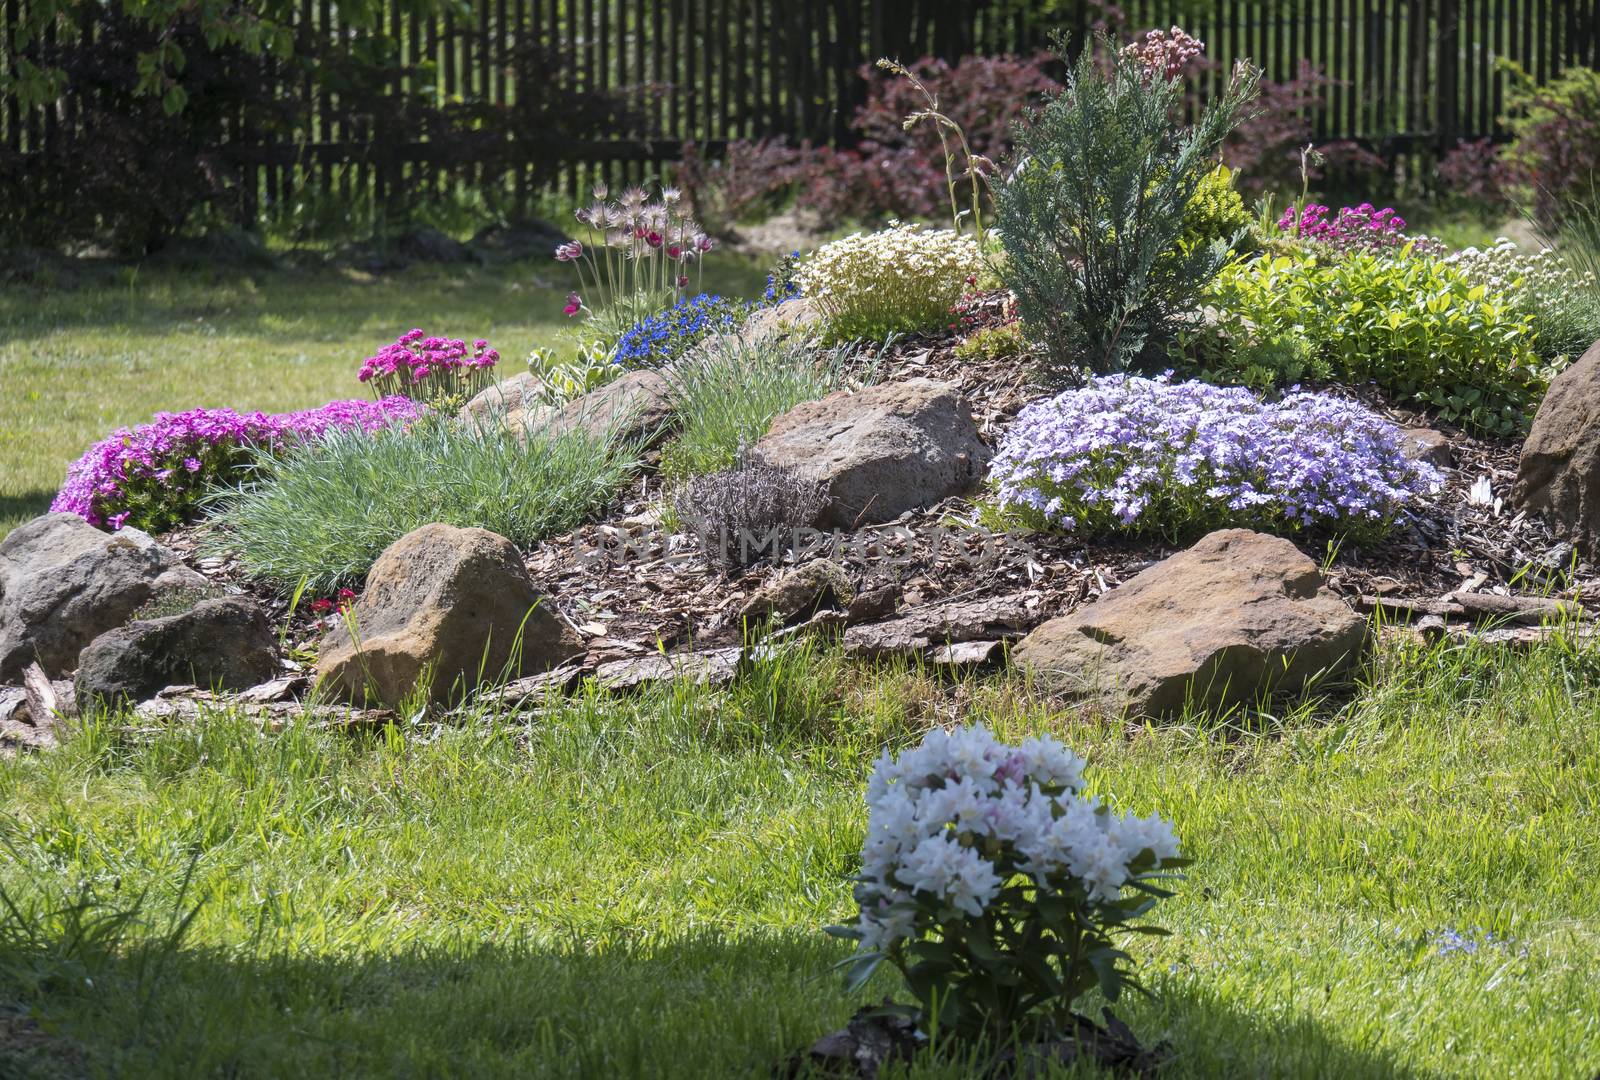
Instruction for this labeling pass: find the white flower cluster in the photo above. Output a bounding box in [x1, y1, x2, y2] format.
[854, 724, 1179, 953]
[1443, 238, 1594, 299]
[796, 223, 985, 341]
[1443, 238, 1600, 356]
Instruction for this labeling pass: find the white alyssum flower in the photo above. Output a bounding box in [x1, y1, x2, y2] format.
[851, 723, 1180, 950]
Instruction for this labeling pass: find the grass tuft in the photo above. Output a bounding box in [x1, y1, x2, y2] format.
[204, 411, 639, 593]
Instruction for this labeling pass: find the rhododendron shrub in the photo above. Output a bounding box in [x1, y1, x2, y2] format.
[990, 376, 1439, 541]
[51, 398, 422, 533]
[831, 724, 1184, 1044]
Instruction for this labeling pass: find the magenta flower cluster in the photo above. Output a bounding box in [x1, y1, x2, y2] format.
[1277, 202, 1442, 255]
[51, 397, 423, 533]
[990, 375, 1440, 539]
[1121, 26, 1205, 80]
[357, 329, 499, 402]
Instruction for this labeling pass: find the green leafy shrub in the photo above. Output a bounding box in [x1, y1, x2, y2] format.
[1499, 62, 1600, 229]
[994, 34, 1258, 378]
[795, 223, 984, 344]
[206, 414, 639, 593]
[1182, 164, 1253, 252]
[1191, 251, 1547, 436]
[659, 335, 866, 482]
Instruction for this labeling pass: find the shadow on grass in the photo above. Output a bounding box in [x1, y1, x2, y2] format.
[0, 491, 56, 532]
[0, 928, 1449, 1079]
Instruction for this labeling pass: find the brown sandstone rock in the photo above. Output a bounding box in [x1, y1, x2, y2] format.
[1012, 529, 1366, 719]
[1515, 339, 1600, 558]
[315, 523, 582, 706]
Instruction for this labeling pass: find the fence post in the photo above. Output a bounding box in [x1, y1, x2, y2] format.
[1436, 0, 1460, 151]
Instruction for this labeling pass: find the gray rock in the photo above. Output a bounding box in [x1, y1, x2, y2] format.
[1012, 529, 1366, 719]
[0, 513, 209, 680]
[1515, 339, 1600, 558]
[754, 378, 989, 529]
[739, 560, 854, 625]
[1400, 426, 1454, 468]
[460, 371, 546, 429]
[315, 523, 582, 706]
[74, 597, 278, 709]
[502, 369, 677, 451]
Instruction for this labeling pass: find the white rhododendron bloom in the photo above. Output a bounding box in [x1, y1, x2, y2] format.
[850, 723, 1181, 952]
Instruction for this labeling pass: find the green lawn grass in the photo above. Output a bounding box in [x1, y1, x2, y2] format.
[0, 257, 768, 538]
[2, 635, 1598, 1077]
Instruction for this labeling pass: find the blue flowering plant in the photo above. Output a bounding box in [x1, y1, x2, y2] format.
[612, 292, 747, 369]
[989, 375, 1441, 543]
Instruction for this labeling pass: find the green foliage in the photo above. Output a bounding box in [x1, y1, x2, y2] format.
[658, 334, 864, 482]
[205, 412, 639, 593]
[3, 632, 1600, 1075]
[994, 33, 1259, 378]
[1182, 164, 1254, 253]
[953, 321, 1028, 363]
[1499, 61, 1600, 228]
[1190, 251, 1549, 436]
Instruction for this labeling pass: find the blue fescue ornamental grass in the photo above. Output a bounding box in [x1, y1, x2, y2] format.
[204, 412, 639, 593]
[659, 333, 867, 481]
[990, 375, 1440, 542]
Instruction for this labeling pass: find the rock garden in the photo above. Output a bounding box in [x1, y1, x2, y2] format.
[3, 18, 1600, 1080]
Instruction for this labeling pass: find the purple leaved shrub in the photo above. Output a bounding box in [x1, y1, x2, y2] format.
[52, 397, 423, 533]
[989, 375, 1440, 541]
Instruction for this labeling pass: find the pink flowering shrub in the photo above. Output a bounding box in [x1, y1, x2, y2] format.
[1277, 202, 1442, 256]
[51, 398, 423, 533]
[1120, 26, 1205, 80]
[358, 330, 499, 404]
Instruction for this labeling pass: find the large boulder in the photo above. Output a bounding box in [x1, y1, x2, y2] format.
[753, 378, 988, 529]
[499, 370, 677, 451]
[315, 523, 582, 706]
[460, 371, 545, 429]
[1515, 339, 1600, 557]
[74, 597, 278, 708]
[0, 513, 209, 680]
[1012, 529, 1366, 719]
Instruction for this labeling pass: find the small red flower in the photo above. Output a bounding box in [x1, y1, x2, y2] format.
[563, 292, 583, 317]
[310, 598, 334, 615]
[676, 275, 690, 287]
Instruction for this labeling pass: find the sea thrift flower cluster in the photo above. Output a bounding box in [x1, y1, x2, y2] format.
[559, 181, 715, 319]
[357, 329, 499, 403]
[1121, 26, 1205, 80]
[611, 293, 746, 369]
[796, 223, 984, 342]
[990, 375, 1440, 538]
[309, 588, 357, 616]
[51, 398, 422, 533]
[1277, 202, 1443, 255]
[837, 725, 1182, 1038]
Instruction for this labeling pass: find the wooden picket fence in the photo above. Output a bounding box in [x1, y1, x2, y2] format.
[4, 0, 1599, 217]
